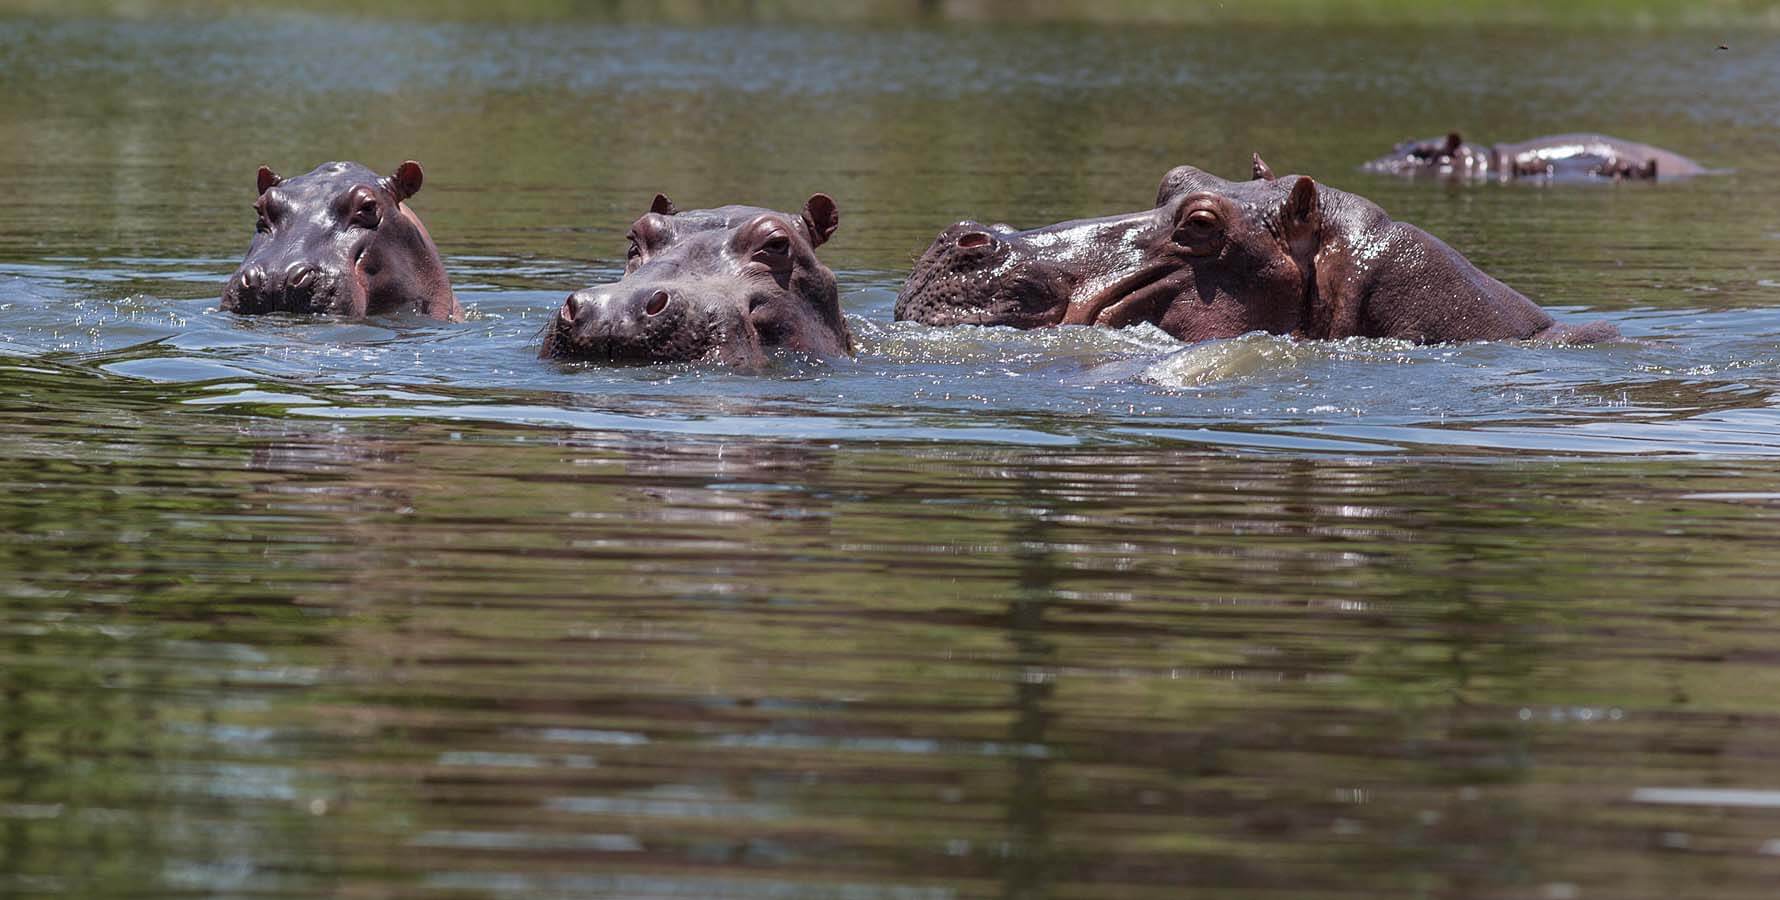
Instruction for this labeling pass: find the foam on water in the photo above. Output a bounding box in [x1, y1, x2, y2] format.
[4, 258, 1780, 455]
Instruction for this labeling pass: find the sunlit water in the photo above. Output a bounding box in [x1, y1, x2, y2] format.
[4, 11, 1780, 899]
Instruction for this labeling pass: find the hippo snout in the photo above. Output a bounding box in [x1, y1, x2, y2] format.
[563, 286, 675, 336]
[545, 283, 718, 364]
[223, 260, 341, 314]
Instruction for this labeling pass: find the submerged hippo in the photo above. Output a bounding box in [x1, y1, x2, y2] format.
[539, 193, 852, 367]
[895, 157, 1618, 345]
[1362, 132, 1707, 181]
[222, 160, 460, 320]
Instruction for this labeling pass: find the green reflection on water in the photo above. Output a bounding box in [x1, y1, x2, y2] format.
[6, 374, 1780, 895]
[12, 0, 1780, 27]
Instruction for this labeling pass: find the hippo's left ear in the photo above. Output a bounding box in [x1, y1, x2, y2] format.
[1279, 176, 1320, 254]
[257, 166, 282, 195]
[800, 193, 840, 249]
[650, 193, 679, 216]
[383, 161, 425, 203]
[1443, 132, 1464, 155]
[1252, 153, 1277, 181]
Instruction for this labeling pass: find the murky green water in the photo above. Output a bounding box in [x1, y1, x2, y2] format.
[4, 9, 1780, 898]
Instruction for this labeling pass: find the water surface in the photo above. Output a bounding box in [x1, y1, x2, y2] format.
[3, 11, 1780, 899]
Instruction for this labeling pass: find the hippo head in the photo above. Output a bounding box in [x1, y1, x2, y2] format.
[892, 217, 1077, 329]
[901, 158, 1603, 345]
[539, 193, 852, 367]
[222, 160, 460, 320]
[894, 160, 1317, 340]
[1361, 132, 1492, 177]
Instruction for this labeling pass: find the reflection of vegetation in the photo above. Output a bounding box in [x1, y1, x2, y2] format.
[12, 0, 1780, 27]
[7, 375, 1780, 895]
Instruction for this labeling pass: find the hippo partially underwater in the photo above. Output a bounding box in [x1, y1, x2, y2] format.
[222, 160, 461, 320]
[895, 157, 1618, 345]
[539, 193, 853, 367]
[1362, 132, 1707, 181]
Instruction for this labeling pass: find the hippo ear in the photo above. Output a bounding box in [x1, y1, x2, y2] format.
[1443, 132, 1464, 155]
[800, 193, 840, 249]
[384, 161, 424, 203]
[1279, 176, 1320, 252]
[257, 166, 282, 195]
[650, 193, 678, 216]
[1251, 153, 1276, 181]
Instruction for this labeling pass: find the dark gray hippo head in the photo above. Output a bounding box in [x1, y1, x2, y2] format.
[894, 157, 1316, 340]
[539, 193, 851, 367]
[896, 157, 1617, 345]
[222, 160, 460, 320]
[892, 216, 1092, 331]
[1361, 132, 1493, 178]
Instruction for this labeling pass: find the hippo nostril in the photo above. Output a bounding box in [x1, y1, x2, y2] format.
[644, 290, 669, 317]
[957, 231, 992, 250]
[286, 264, 316, 291]
[239, 265, 265, 292]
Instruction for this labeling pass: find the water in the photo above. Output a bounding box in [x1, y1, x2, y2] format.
[3, 10, 1780, 898]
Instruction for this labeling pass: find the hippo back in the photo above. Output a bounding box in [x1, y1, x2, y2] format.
[1493, 133, 1708, 178]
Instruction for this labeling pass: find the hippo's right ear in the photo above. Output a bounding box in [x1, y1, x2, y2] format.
[650, 193, 678, 216]
[257, 166, 282, 195]
[1251, 153, 1277, 181]
[800, 193, 840, 249]
[1443, 132, 1464, 155]
[384, 161, 425, 203]
[1279, 176, 1320, 255]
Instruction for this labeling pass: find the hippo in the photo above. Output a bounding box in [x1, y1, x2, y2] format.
[1361, 132, 1707, 181]
[539, 193, 852, 367]
[222, 160, 461, 321]
[894, 157, 1618, 345]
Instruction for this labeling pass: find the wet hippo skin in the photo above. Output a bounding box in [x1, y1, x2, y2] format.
[895, 158, 1619, 345]
[540, 193, 852, 367]
[1362, 132, 1708, 181]
[222, 160, 461, 321]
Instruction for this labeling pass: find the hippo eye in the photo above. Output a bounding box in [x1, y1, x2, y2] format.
[1172, 207, 1222, 252]
[626, 239, 641, 261]
[1176, 209, 1220, 240]
[254, 209, 270, 233]
[751, 233, 793, 270]
[352, 201, 381, 229]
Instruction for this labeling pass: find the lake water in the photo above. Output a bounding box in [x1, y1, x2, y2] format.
[3, 10, 1780, 898]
